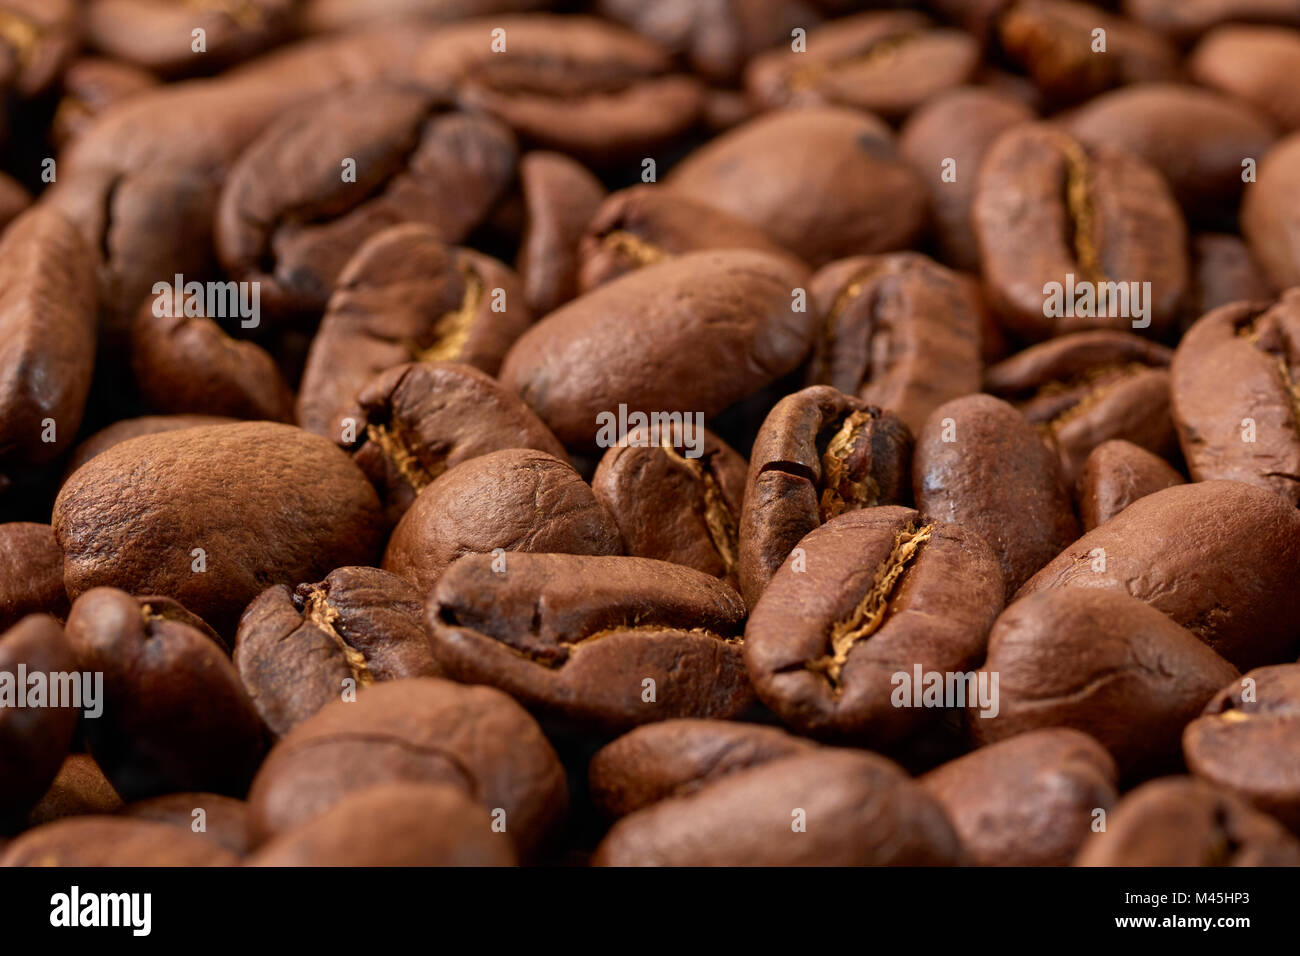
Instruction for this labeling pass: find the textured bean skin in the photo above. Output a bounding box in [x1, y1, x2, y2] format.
[0, 524, 68, 631]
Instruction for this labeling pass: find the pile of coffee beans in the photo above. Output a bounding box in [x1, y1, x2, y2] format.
[2, 0, 1300, 868]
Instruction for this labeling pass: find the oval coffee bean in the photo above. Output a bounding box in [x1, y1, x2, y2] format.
[62, 414, 237, 481]
[1019, 480, 1300, 671]
[245, 677, 568, 860]
[383, 449, 622, 594]
[426, 554, 752, 734]
[739, 386, 913, 606]
[914, 394, 1079, 599]
[120, 793, 249, 857]
[0, 817, 239, 867]
[1077, 439, 1185, 531]
[592, 749, 965, 866]
[0, 524, 68, 631]
[1186, 233, 1275, 324]
[1242, 133, 1300, 292]
[745, 507, 1003, 746]
[499, 249, 815, 449]
[53, 422, 384, 634]
[516, 151, 606, 317]
[1189, 26, 1300, 131]
[1075, 776, 1300, 866]
[1184, 663, 1300, 831]
[921, 729, 1119, 867]
[972, 589, 1238, 778]
[235, 567, 437, 739]
[66, 588, 265, 801]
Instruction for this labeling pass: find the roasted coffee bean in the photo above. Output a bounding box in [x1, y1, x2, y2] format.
[738, 386, 913, 606]
[808, 254, 984, 437]
[1186, 233, 1275, 324]
[66, 588, 265, 801]
[667, 108, 926, 267]
[426, 554, 752, 733]
[972, 589, 1238, 778]
[63, 415, 237, 481]
[516, 152, 606, 317]
[0, 817, 239, 866]
[973, 123, 1188, 340]
[383, 449, 622, 593]
[0, 0, 78, 97]
[577, 186, 792, 294]
[236, 567, 437, 739]
[899, 87, 1036, 272]
[1062, 83, 1278, 219]
[746, 507, 1003, 746]
[247, 782, 517, 866]
[984, 330, 1177, 488]
[0, 616, 78, 829]
[1171, 292, 1300, 504]
[588, 719, 819, 819]
[0, 207, 98, 484]
[25, 755, 123, 827]
[914, 394, 1079, 599]
[50, 57, 159, 151]
[1075, 776, 1300, 866]
[998, 0, 1179, 103]
[591, 749, 965, 866]
[1184, 663, 1300, 831]
[1078, 439, 1185, 530]
[0, 524, 67, 631]
[245, 677, 568, 859]
[0, 173, 30, 234]
[1190, 26, 1300, 131]
[130, 298, 295, 423]
[298, 227, 533, 439]
[120, 793, 249, 857]
[53, 422, 383, 634]
[1019, 481, 1300, 671]
[414, 15, 704, 165]
[921, 729, 1119, 867]
[296, 0, 553, 34]
[1125, 0, 1300, 43]
[1241, 132, 1300, 290]
[500, 250, 815, 450]
[591, 426, 746, 589]
[347, 362, 565, 525]
[745, 11, 979, 120]
[215, 88, 517, 321]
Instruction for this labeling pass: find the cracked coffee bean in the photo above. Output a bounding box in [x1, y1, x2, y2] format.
[1077, 439, 1185, 530]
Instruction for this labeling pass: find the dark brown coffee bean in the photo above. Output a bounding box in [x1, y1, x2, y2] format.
[516, 151, 606, 317]
[738, 386, 913, 606]
[973, 123, 1188, 340]
[998, 0, 1179, 103]
[746, 507, 1003, 746]
[667, 107, 926, 267]
[921, 729, 1118, 866]
[0, 207, 98, 484]
[1075, 776, 1300, 865]
[1078, 439, 1185, 530]
[984, 330, 1177, 488]
[499, 250, 816, 450]
[0, 0, 77, 96]
[383, 449, 622, 594]
[129, 297, 295, 423]
[591, 749, 965, 866]
[0, 616, 78, 829]
[119, 793, 249, 857]
[347, 362, 566, 525]
[1062, 83, 1279, 219]
[50, 57, 159, 151]
[1184, 663, 1300, 831]
[215, 88, 517, 320]
[247, 782, 517, 866]
[1186, 233, 1275, 325]
[914, 394, 1079, 599]
[66, 588, 265, 801]
[1242, 132, 1300, 290]
[1019, 481, 1300, 671]
[0, 817, 239, 866]
[588, 719, 819, 819]
[591, 426, 746, 589]
[25, 754, 123, 827]
[245, 677, 568, 860]
[235, 567, 437, 739]
[745, 11, 978, 120]
[0, 523, 67, 631]
[577, 185, 792, 294]
[808, 253, 985, 436]
[1171, 292, 1300, 504]
[63, 414, 237, 481]
[1190, 26, 1300, 131]
[899, 87, 1036, 272]
[53, 422, 384, 634]
[426, 553, 752, 734]
[973, 589, 1238, 778]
